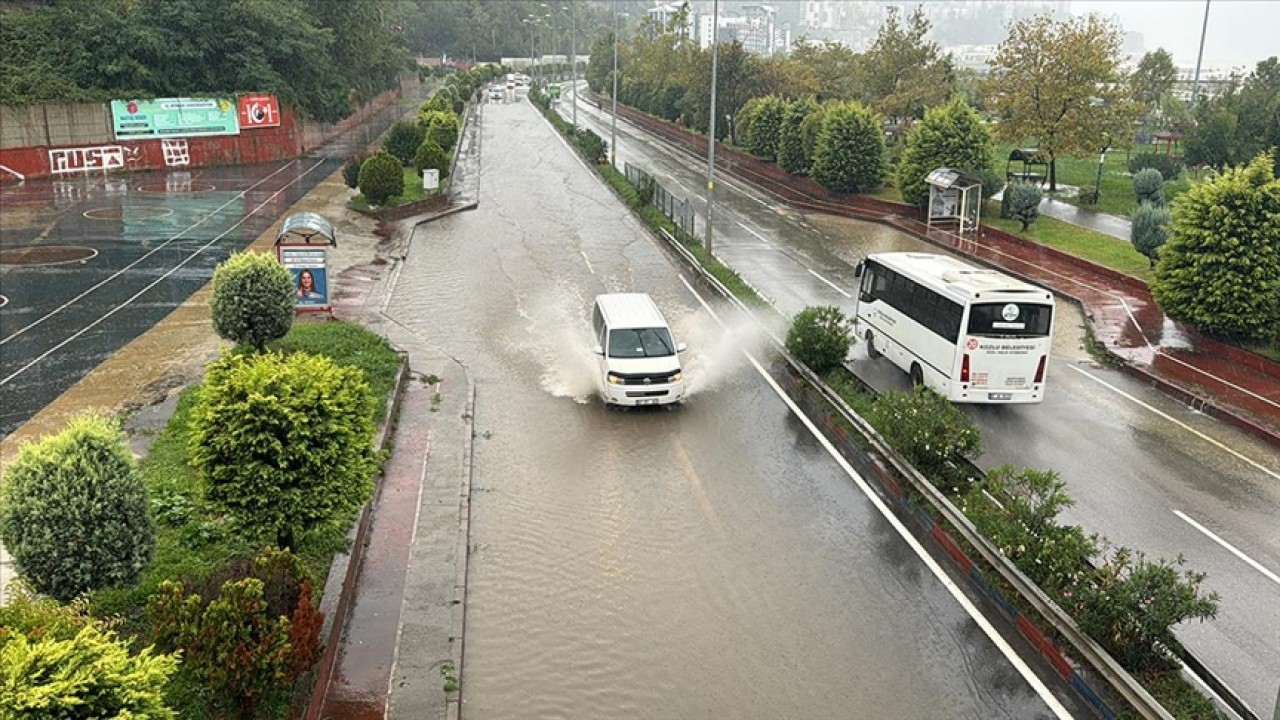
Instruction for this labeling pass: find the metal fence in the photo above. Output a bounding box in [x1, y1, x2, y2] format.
[625, 161, 696, 237]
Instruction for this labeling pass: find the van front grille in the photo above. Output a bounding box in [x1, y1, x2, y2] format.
[625, 390, 669, 398]
[612, 372, 676, 386]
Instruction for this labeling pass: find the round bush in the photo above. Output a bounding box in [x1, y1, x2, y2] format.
[210, 251, 295, 351]
[1001, 182, 1043, 230]
[384, 120, 426, 166]
[341, 151, 369, 189]
[357, 151, 404, 206]
[1133, 167, 1165, 206]
[0, 412, 155, 601]
[426, 113, 460, 153]
[811, 101, 886, 194]
[188, 350, 378, 549]
[414, 139, 449, 178]
[785, 305, 853, 373]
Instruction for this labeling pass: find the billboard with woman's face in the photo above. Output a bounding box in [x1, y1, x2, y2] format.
[292, 266, 328, 306]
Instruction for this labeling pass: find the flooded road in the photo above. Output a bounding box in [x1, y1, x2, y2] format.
[382, 96, 1086, 718]
[565, 94, 1280, 713]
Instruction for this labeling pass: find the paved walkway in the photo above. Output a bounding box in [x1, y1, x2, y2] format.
[1037, 195, 1132, 241]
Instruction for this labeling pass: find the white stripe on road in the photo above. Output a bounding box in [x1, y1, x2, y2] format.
[1, 159, 328, 387]
[580, 251, 596, 275]
[1174, 510, 1280, 587]
[679, 274, 1073, 719]
[0, 160, 303, 345]
[1066, 364, 1280, 482]
[807, 268, 852, 298]
[736, 220, 771, 244]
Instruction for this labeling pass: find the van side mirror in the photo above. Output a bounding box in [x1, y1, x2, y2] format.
[676, 342, 687, 353]
[592, 345, 604, 356]
[854, 260, 864, 278]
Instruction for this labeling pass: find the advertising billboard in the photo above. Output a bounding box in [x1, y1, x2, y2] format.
[110, 98, 240, 140]
[238, 94, 281, 129]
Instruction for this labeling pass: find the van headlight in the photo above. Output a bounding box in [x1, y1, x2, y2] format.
[607, 373, 624, 385]
[668, 371, 683, 383]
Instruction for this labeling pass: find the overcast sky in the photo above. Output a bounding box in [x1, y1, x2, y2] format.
[1071, 0, 1280, 69]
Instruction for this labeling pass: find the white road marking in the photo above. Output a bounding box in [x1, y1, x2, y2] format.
[1, 159, 327, 387]
[1066, 364, 1280, 482]
[0, 160, 303, 345]
[736, 220, 770, 244]
[679, 275, 1073, 720]
[580, 250, 596, 275]
[1174, 510, 1280, 587]
[807, 268, 852, 298]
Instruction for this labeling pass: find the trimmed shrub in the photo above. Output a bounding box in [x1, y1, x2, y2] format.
[0, 623, 178, 719]
[976, 169, 1005, 199]
[419, 93, 452, 115]
[210, 251, 294, 351]
[1001, 182, 1043, 230]
[148, 548, 323, 719]
[864, 386, 982, 480]
[417, 109, 454, 133]
[573, 127, 607, 163]
[1131, 201, 1172, 267]
[413, 138, 449, 179]
[0, 412, 155, 602]
[341, 151, 370, 189]
[735, 97, 765, 149]
[897, 97, 995, 208]
[357, 151, 404, 207]
[1133, 167, 1165, 206]
[188, 351, 378, 550]
[777, 97, 819, 174]
[799, 103, 834, 171]
[1153, 152, 1280, 340]
[1127, 152, 1184, 179]
[743, 95, 787, 161]
[384, 120, 426, 166]
[811, 101, 887, 194]
[426, 112, 461, 153]
[785, 305, 853, 374]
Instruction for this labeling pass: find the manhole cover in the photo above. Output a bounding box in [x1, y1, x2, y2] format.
[137, 180, 216, 193]
[84, 206, 175, 220]
[0, 245, 98, 266]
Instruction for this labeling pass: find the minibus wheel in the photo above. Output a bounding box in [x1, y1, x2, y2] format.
[864, 330, 880, 359]
[909, 363, 923, 387]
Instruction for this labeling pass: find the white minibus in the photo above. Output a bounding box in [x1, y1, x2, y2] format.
[592, 294, 687, 407]
[853, 252, 1054, 404]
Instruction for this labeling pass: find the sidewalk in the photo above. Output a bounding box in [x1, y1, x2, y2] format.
[1037, 194, 1132, 241]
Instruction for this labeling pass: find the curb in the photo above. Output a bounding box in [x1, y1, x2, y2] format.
[446, 378, 477, 720]
[301, 351, 410, 720]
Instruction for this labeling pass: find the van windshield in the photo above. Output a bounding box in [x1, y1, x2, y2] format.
[608, 328, 675, 358]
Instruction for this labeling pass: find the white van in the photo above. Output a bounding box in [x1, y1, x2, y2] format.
[592, 293, 687, 407]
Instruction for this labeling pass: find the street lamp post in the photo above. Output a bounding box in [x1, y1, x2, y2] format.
[611, 1, 619, 167]
[705, 0, 720, 255]
[1191, 0, 1211, 104]
[571, 1, 578, 129]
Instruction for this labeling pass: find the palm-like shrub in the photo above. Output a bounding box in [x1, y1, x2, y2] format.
[811, 101, 886, 194]
[0, 412, 155, 601]
[188, 350, 378, 550]
[785, 305, 853, 373]
[357, 151, 404, 206]
[210, 251, 294, 351]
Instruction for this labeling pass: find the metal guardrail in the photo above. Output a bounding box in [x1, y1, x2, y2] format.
[625, 162, 696, 236]
[648, 224, 1180, 719]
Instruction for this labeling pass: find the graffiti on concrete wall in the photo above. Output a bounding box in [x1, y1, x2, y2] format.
[47, 144, 140, 175]
[161, 139, 190, 167]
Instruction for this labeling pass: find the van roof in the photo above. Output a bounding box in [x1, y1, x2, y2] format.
[594, 293, 668, 329]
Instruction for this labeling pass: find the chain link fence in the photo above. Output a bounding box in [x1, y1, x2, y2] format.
[625, 161, 696, 237]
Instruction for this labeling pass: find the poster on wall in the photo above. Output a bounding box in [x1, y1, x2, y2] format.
[279, 245, 330, 310]
[110, 98, 240, 139]
[238, 94, 281, 129]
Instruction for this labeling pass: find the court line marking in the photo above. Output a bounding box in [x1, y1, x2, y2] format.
[679, 275, 1073, 720]
[0, 160, 302, 346]
[1, 159, 326, 387]
[1066, 364, 1280, 482]
[1174, 510, 1280, 587]
[807, 268, 852, 298]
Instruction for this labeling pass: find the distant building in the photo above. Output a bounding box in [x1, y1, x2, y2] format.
[647, 2, 697, 39]
[948, 44, 999, 72]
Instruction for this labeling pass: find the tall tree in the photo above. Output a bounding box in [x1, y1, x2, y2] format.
[857, 7, 953, 123]
[1152, 152, 1280, 341]
[1130, 48, 1178, 110]
[1235, 57, 1280, 158]
[987, 13, 1136, 191]
[789, 38, 860, 101]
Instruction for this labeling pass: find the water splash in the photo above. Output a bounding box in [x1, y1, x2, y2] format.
[673, 308, 777, 398]
[510, 285, 600, 403]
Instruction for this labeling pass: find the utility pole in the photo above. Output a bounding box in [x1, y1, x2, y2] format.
[1191, 0, 1211, 105]
[611, 0, 619, 167]
[705, 0, 720, 256]
[571, 0, 578, 129]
